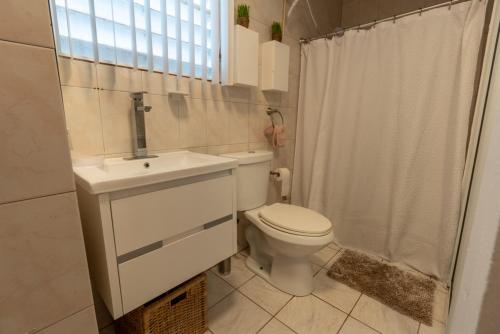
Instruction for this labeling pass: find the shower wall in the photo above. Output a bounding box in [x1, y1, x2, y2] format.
[341, 0, 453, 27]
[285, 0, 342, 38]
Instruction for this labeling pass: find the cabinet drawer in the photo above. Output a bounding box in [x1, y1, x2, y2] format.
[111, 175, 233, 256]
[118, 219, 235, 313]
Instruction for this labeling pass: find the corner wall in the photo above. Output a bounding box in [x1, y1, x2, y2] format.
[0, 1, 96, 333]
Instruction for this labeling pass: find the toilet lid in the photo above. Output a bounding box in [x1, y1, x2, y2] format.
[259, 203, 332, 236]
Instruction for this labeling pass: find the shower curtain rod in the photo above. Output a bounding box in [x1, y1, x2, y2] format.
[299, 0, 475, 44]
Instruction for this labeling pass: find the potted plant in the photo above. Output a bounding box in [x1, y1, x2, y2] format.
[271, 21, 282, 42]
[237, 4, 250, 28]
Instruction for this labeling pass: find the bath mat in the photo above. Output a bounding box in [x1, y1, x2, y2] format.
[327, 249, 436, 325]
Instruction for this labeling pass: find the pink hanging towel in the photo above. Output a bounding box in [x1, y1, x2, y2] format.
[264, 124, 286, 148]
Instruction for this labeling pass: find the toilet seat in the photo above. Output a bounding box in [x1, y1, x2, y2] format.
[245, 206, 334, 247]
[259, 203, 332, 237]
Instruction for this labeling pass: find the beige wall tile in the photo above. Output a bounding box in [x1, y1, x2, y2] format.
[62, 86, 105, 155]
[221, 85, 250, 103]
[97, 64, 142, 92]
[248, 104, 272, 143]
[280, 73, 300, 108]
[229, 102, 250, 144]
[59, 58, 98, 88]
[0, 192, 93, 333]
[179, 98, 208, 148]
[207, 143, 249, 155]
[236, 0, 282, 26]
[0, 0, 54, 48]
[99, 90, 134, 154]
[37, 306, 98, 334]
[145, 94, 180, 150]
[0, 41, 74, 204]
[342, 0, 361, 27]
[141, 71, 190, 96]
[206, 100, 231, 146]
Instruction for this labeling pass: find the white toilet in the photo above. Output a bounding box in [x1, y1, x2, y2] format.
[222, 151, 334, 296]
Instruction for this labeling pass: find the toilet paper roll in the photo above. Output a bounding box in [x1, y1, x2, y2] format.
[273, 168, 291, 200]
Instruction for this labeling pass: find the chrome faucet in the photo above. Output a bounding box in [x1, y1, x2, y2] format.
[126, 92, 157, 160]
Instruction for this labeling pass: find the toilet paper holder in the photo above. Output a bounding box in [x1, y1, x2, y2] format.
[270, 171, 281, 177]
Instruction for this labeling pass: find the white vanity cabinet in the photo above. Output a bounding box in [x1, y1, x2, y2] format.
[74, 152, 238, 319]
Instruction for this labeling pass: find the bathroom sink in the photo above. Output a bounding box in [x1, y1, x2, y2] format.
[73, 151, 238, 194]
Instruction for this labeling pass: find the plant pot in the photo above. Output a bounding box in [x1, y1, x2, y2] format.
[237, 16, 249, 28]
[272, 32, 282, 42]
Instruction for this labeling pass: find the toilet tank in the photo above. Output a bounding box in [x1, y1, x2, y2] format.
[221, 151, 273, 211]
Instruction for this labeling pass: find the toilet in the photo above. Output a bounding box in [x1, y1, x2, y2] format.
[222, 151, 334, 296]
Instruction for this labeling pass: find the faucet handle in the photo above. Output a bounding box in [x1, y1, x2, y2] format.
[130, 91, 148, 99]
[136, 106, 152, 112]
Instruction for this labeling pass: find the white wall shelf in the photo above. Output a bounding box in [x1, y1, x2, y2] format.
[261, 40, 289, 92]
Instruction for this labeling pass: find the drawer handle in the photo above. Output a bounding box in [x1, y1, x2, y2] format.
[171, 292, 187, 306]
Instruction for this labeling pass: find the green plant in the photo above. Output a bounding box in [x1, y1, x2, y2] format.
[237, 4, 249, 18]
[272, 21, 282, 34]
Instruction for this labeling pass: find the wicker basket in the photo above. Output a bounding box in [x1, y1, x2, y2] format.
[116, 273, 207, 334]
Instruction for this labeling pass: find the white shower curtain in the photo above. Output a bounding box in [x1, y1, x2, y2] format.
[292, 0, 486, 280]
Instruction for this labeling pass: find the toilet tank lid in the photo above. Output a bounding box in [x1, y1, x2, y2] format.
[221, 151, 273, 165]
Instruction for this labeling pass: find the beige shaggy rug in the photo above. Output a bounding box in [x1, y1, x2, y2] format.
[327, 249, 436, 325]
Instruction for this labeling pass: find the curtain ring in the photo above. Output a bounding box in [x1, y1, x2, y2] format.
[357, 25, 361, 32]
[448, 0, 452, 10]
[393, 15, 396, 24]
[419, 8, 423, 16]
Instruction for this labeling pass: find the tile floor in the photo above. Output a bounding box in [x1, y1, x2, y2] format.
[99, 243, 449, 334]
[206, 244, 449, 334]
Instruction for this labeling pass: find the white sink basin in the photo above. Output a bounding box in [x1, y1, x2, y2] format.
[73, 151, 238, 194]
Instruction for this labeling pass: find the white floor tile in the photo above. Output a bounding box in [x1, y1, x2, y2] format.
[325, 248, 345, 268]
[311, 246, 339, 267]
[207, 271, 234, 308]
[212, 253, 255, 288]
[208, 291, 271, 334]
[433, 290, 449, 323]
[328, 242, 341, 251]
[258, 319, 294, 334]
[313, 269, 361, 313]
[239, 276, 293, 315]
[419, 321, 446, 334]
[338, 317, 379, 334]
[276, 295, 347, 334]
[351, 295, 419, 334]
[313, 263, 322, 275]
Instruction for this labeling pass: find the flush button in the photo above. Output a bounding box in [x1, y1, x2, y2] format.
[144, 162, 150, 168]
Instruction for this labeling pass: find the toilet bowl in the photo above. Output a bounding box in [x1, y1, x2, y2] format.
[221, 151, 333, 296]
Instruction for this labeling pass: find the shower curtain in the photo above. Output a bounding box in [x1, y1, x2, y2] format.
[292, 0, 487, 280]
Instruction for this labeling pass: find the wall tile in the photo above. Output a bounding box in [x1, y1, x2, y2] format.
[206, 100, 231, 146]
[248, 104, 272, 143]
[0, 0, 54, 48]
[141, 71, 191, 96]
[342, 0, 361, 27]
[0, 41, 74, 204]
[62, 86, 105, 155]
[37, 306, 98, 334]
[236, 0, 282, 26]
[285, 0, 319, 39]
[189, 79, 225, 101]
[221, 85, 251, 103]
[359, 0, 379, 23]
[179, 98, 208, 148]
[207, 143, 249, 156]
[283, 35, 301, 77]
[145, 94, 180, 150]
[59, 58, 98, 88]
[280, 73, 300, 108]
[0, 192, 93, 333]
[229, 102, 250, 144]
[282, 107, 297, 139]
[99, 90, 134, 154]
[97, 64, 142, 92]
